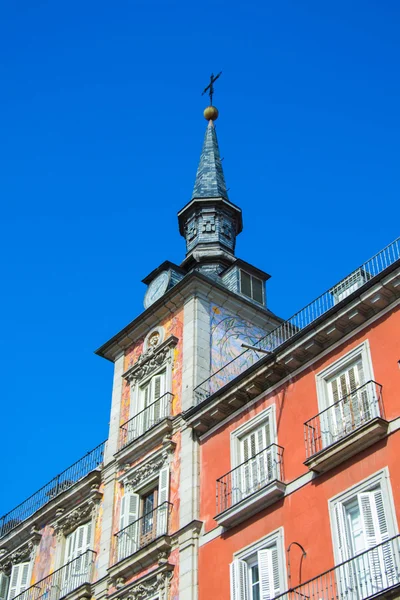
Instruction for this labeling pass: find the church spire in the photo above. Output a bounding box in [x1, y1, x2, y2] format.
[177, 85, 243, 274]
[191, 119, 228, 201]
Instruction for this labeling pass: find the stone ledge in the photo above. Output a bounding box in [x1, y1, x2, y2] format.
[107, 536, 171, 583]
[115, 419, 173, 466]
[304, 417, 389, 474]
[215, 480, 286, 529]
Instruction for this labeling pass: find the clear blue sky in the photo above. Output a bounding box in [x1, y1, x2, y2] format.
[0, 0, 399, 516]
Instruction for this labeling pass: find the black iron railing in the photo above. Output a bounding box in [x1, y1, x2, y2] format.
[0, 442, 106, 538]
[115, 501, 172, 563]
[12, 550, 96, 600]
[119, 393, 173, 451]
[273, 534, 400, 600]
[194, 237, 400, 404]
[216, 444, 284, 514]
[304, 381, 383, 459]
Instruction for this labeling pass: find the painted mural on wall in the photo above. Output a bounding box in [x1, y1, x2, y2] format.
[209, 304, 281, 395]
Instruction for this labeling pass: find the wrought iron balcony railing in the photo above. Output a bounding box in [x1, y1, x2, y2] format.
[216, 444, 284, 514]
[115, 501, 172, 563]
[304, 380, 383, 458]
[119, 393, 173, 451]
[194, 236, 399, 405]
[13, 550, 96, 600]
[0, 442, 106, 538]
[274, 534, 400, 600]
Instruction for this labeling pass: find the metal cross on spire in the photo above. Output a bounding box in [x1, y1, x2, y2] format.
[201, 71, 222, 106]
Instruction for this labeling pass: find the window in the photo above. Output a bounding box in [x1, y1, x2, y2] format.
[63, 522, 93, 595]
[230, 529, 285, 600]
[330, 470, 398, 599]
[231, 408, 279, 502]
[7, 563, 31, 600]
[128, 371, 167, 441]
[240, 271, 264, 304]
[316, 342, 378, 448]
[118, 467, 170, 561]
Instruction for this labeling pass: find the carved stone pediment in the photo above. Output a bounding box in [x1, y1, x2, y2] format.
[0, 525, 42, 574]
[121, 437, 176, 490]
[114, 570, 173, 600]
[123, 336, 178, 384]
[52, 486, 102, 536]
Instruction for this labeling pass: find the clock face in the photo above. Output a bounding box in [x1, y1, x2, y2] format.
[144, 271, 170, 309]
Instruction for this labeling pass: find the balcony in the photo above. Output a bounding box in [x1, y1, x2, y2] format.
[215, 444, 285, 528]
[117, 394, 174, 464]
[14, 550, 96, 600]
[109, 502, 172, 580]
[304, 381, 389, 473]
[275, 534, 400, 600]
[0, 442, 105, 539]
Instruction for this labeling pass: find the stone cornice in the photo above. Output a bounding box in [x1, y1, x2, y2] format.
[122, 336, 178, 384]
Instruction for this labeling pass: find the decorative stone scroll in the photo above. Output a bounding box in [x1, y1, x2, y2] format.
[123, 336, 178, 385]
[118, 570, 173, 600]
[0, 525, 42, 575]
[52, 485, 102, 537]
[122, 437, 176, 491]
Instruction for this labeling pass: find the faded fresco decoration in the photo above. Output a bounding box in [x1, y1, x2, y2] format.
[209, 304, 282, 395]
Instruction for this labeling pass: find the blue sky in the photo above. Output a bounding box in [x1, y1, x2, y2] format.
[0, 0, 399, 516]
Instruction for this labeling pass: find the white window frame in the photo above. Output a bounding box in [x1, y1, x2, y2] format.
[230, 406, 276, 469]
[130, 365, 171, 421]
[240, 269, 265, 305]
[328, 467, 398, 567]
[7, 562, 32, 600]
[316, 341, 374, 413]
[232, 527, 287, 600]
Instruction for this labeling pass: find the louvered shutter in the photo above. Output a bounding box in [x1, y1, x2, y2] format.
[0, 573, 9, 600]
[334, 503, 354, 596]
[358, 491, 396, 590]
[152, 373, 164, 425]
[118, 493, 139, 560]
[157, 467, 170, 536]
[8, 563, 31, 600]
[239, 419, 272, 499]
[230, 559, 249, 600]
[258, 549, 274, 600]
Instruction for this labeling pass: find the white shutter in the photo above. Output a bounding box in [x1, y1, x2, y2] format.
[334, 503, 351, 562]
[334, 503, 354, 596]
[118, 493, 139, 560]
[8, 563, 31, 600]
[0, 573, 10, 600]
[0, 573, 9, 600]
[258, 549, 275, 600]
[157, 467, 170, 536]
[230, 559, 249, 600]
[359, 490, 396, 588]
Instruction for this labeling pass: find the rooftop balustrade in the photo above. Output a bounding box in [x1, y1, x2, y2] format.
[0, 442, 106, 538]
[194, 237, 399, 404]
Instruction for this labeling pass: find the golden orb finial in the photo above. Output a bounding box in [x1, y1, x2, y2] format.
[203, 106, 219, 121]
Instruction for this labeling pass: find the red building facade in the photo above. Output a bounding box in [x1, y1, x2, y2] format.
[187, 251, 400, 600]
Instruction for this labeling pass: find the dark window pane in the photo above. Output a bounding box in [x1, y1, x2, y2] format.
[252, 277, 263, 304]
[241, 271, 252, 298]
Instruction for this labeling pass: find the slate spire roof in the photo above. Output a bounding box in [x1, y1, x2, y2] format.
[192, 120, 228, 200]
